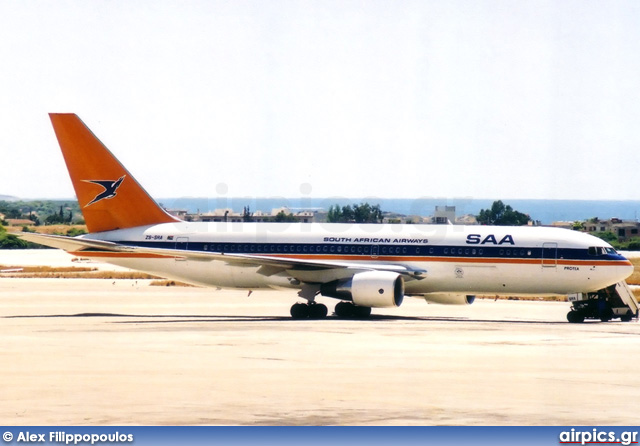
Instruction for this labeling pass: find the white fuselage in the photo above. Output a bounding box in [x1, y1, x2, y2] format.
[77, 222, 633, 296]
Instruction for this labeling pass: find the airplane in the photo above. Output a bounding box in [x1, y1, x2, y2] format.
[20, 113, 636, 321]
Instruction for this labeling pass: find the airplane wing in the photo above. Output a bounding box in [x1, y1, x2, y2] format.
[18, 233, 426, 282]
[19, 232, 126, 252]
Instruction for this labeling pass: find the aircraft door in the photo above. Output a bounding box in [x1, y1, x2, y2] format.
[542, 242, 557, 268]
[175, 237, 189, 261]
[371, 245, 379, 258]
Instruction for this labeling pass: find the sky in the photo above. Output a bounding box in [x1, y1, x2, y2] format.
[1, 0, 639, 201]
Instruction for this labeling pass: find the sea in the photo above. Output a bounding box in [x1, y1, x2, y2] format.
[158, 197, 640, 225]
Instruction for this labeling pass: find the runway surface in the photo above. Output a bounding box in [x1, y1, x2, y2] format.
[1, 278, 639, 426]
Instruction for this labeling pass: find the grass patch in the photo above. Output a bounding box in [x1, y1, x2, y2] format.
[6, 224, 88, 235]
[0, 265, 158, 280]
[626, 258, 640, 285]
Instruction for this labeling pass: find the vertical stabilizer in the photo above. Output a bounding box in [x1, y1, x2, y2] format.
[49, 113, 180, 233]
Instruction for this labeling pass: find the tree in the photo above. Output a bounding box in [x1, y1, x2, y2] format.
[591, 231, 618, 244]
[45, 213, 65, 225]
[476, 200, 531, 226]
[327, 203, 383, 223]
[625, 238, 640, 251]
[353, 203, 383, 223]
[274, 211, 297, 222]
[66, 227, 87, 237]
[0, 232, 30, 249]
[242, 206, 252, 222]
[341, 205, 355, 222]
[327, 205, 342, 223]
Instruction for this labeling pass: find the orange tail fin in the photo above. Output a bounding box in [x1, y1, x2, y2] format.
[49, 113, 180, 233]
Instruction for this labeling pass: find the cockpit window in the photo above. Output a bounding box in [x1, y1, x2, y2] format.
[589, 246, 614, 256]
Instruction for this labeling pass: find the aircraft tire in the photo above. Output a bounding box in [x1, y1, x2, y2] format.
[335, 301, 354, 318]
[308, 303, 328, 319]
[290, 303, 310, 319]
[620, 313, 633, 322]
[567, 310, 584, 323]
[599, 308, 613, 322]
[353, 305, 372, 318]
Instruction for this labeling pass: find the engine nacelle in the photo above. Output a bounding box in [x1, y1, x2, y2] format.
[320, 271, 404, 308]
[423, 293, 475, 305]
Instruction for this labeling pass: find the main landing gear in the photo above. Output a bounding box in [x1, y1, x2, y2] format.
[289, 301, 372, 320]
[290, 302, 328, 319]
[334, 301, 372, 318]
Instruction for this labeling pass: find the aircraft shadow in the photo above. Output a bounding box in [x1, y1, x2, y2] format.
[3, 313, 569, 325]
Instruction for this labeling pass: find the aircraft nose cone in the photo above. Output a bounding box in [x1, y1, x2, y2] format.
[616, 255, 635, 282]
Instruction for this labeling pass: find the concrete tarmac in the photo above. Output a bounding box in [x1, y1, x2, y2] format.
[1, 278, 639, 426]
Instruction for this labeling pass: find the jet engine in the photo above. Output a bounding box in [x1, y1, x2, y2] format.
[320, 271, 404, 308]
[423, 293, 476, 305]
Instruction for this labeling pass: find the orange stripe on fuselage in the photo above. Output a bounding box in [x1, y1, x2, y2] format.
[69, 250, 632, 268]
[69, 251, 177, 259]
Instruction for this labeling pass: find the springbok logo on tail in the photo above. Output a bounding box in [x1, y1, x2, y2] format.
[83, 175, 126, 207]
